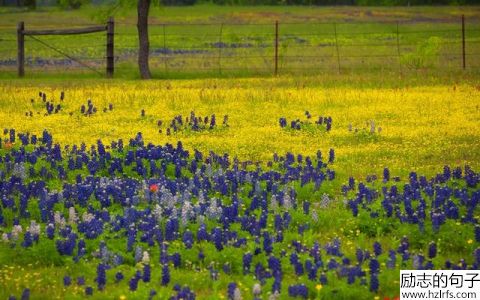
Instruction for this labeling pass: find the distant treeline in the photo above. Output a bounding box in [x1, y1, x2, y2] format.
[199, 0, 479, 4]
[1, 0, 478, 7]
[209, 0, 477, 4]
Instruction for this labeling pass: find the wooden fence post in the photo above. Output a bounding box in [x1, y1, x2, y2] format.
[396, 21, 401, 70]
[106, 17, 114, 78]
[218, 23, 223, 75]
[462, 14, 465, 70]
[163, 24, 168, 75]
[17, 21, 24, 77]
[274, 20, 278, 76]
[334, 22, 340, 74]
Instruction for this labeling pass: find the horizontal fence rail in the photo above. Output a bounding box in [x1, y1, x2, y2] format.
[14, 18, 114, 77]
[0, 16, 479, 77]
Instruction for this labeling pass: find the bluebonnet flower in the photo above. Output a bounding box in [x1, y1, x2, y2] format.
[383, 167, 390, 182]
[212, 227, 223, 251]
[227, 282, 237, 299]
[171, 285, 196, 300]
[288, 284, 308, 299]
[96, 263, 106, 290]
[325, 117, 332, 131]
[243, 252, 253, 274]
[143, 264, 151, 282]
[115, 271, 124, 283]
[328, 149, 335, 163]
[85, 286, 93, 296]
[369, 258, 379, 274]
[162, 264, 170, 286]
[272, 277, 282, 294]
[373, 241, 382, 256]
[170, 252, 181, 268]
[370, 274, 379, 292]
[148, 289, 157, 300]
[303, 201, 310, 215]
[319, 272, 328, 285]
[263, 231, 273, 255]
[474, 248, 480, 267]
[20, 288, 29, 300]
[22, 232, 33, 248]
[428, 242, 437, 259]
[387, 250, 396, 269]
[294, 261, 304, 276]
[129, 275, 139, 291]
[198, 249, 205, 262]
[63, 276, 71, 286]
[45, 223, 55, 239]
[77, 276, 85, 285]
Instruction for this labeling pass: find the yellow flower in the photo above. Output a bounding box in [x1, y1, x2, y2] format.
[119, 295, 127, 300]
[315, 284, 323, 291]
[468, 239, 473, 244]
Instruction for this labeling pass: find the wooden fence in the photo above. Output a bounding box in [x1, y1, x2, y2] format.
[16, 17, 114, 77]
[4, 15, 479, 77]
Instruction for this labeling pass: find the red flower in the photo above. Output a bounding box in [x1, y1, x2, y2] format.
[149, 184, 159, 193]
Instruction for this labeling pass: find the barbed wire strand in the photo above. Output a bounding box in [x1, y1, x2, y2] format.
[26, 35, 103, 76]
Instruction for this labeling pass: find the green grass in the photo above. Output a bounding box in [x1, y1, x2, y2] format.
[0, 4, 479, 79]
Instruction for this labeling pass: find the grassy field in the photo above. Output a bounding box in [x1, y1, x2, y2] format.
[0, 5, 480, 78]
[0, 4, 479, 300]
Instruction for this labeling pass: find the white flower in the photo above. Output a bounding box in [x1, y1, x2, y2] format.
[142, 251, 150, 264]
[254, 181, 262, 195]
[320, 193, 332, 208]
[12, 163, 26, 180]
[207, 199, 222, 219]
[233, 287, 242, 300]
[153, 204, 163, 222]
[82, 212, 95, 223]
[252, 283, 261, 295]
[283, 193, 292, 210]
[28, 220, 41, 237]
[68, 207, 78, 224]
[181, 201, 193, 226]
[12, 225, 23, 240]
[370, 120, 376, 134]
[268, 291, 280, 300]
[54, 211, 66, 228]
[270, 194, 278, 211]
[1, 233, 9, 243]
[311, 210, 319, 223]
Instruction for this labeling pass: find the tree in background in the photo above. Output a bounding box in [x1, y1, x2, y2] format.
[24, 0, 36, 9]
[102, 0, 153, 79]
[137, 0, 151, 79]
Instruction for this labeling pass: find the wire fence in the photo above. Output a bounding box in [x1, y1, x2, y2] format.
[0, 18, 479, 77]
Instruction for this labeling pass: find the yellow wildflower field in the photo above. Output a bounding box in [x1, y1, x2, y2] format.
[0, 77, 479, 181]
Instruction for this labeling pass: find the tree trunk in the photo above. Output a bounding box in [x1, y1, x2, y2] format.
[137, 0, 151, 79]
[25, 0, 36, 10]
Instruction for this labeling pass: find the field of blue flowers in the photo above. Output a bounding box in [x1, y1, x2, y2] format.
[0, 118, 479, 299]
